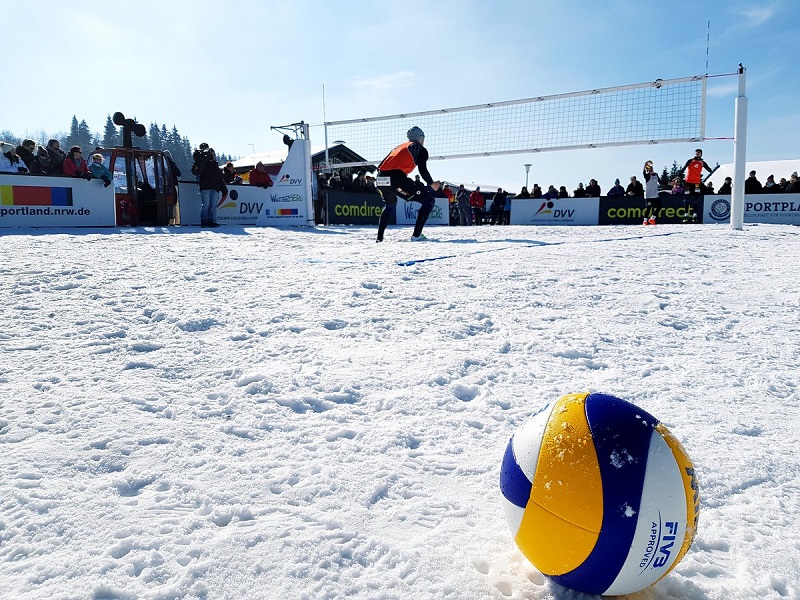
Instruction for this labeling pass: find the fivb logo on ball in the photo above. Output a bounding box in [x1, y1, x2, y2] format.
[500, 392, 699, 596]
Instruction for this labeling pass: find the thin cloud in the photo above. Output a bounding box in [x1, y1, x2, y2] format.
[354, 71, 415, 92]
[729, 2, 778, 28]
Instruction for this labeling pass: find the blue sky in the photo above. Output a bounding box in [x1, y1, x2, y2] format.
[3, 0, 796, 193]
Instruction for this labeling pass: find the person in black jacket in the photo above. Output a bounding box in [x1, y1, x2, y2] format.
[46, 139, 66, 175]
[191, 143, 227, 228]
[15, 139, 38, 172]
[744, 170, 762, 194]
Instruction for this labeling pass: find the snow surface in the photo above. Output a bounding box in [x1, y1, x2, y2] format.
[0, 223, 798, 600]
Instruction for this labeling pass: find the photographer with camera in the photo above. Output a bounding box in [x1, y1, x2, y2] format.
[191, 143, 227, 228]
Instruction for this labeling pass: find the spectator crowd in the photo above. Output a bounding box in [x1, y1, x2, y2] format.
[5, 138, 800, 229]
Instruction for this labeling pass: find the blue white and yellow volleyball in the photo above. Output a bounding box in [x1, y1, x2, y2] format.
[499, 392, 699, 596]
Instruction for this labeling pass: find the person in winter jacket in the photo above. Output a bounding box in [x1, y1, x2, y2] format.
[744, 170, 763, 194]
[543, 185, 559, 200]
[469, 186, 486, 225]
[573, 183, 588, 198]
[607, 178, 625, 197]
[30, 146, 51, 174]
[586, 179, 601, 197]
[249, 161, 273, 188]
[62, 146, 91, 179]
[15, 139, 37, 172]
[46, 139, 66, 175]
[0, 142, 27, 173]
[375, 126, 438, 241]
[222, 161, 242, 185]
[626, 176, 644, 198]
[456, 184, 472, 226]
[642, 160, 661, 225]
[88, 153, 113, 187]
[191, 143, 227, 227]
[490, 188, 507, 224]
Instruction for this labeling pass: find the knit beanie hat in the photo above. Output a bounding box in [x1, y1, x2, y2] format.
[407, 126, 425, 142]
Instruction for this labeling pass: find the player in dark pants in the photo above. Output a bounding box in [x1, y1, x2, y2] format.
[375, 126, 439, 242]
[682, 148, 713, 223]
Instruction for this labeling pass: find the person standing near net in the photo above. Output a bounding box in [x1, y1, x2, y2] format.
[375, 126, 439, 242]
[642, 160, 661, 225]
[682, 148, 713, 223]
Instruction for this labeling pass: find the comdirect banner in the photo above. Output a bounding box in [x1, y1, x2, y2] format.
[326, 191, 385, 225]
[598, 195, 697, 225]
[0, 174, 116, 227]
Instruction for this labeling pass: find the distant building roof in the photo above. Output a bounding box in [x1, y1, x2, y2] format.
[230, 143, 372, 172]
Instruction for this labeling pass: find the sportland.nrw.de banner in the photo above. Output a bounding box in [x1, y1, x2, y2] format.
[0, 174, 116, 227]
[256, 139, 314, 227]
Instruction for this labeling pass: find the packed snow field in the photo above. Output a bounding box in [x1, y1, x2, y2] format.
[0, 224, 798, 600]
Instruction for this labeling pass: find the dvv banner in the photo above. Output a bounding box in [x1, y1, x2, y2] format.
[511, 198, 599, 225]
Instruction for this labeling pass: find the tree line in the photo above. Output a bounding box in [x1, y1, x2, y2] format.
[1, 115, 235, 178]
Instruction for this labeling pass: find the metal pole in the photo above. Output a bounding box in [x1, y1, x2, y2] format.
[302, 122, 315, 227]
[524, 164, 532, 189]
[731, 64, 747, 230]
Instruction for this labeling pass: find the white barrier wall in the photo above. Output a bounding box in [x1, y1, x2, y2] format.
[256, 139, 313, 227]
[702, 194, 800, 225]
[0, 174, 116, 227]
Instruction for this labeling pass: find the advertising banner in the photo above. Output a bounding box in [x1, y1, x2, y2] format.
[256, 139, 312, 227]
[216, 185, 273, 226]
[326, 191, 385, 225]
[597, 195, 695, 225]
[0, 174, 116, 227]
[511, 198, 599, 225]
[396, 198, 449, 226]
[703, 194, 800, 225]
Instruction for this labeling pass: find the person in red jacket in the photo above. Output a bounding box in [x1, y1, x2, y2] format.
[249, 162, 273, 188]
[62, 146, 91, 179]
[375, 126, 438, 241]
[469, 187, 486, 225]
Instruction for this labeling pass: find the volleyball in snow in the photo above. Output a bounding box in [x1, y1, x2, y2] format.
[499, 392, 699, 596]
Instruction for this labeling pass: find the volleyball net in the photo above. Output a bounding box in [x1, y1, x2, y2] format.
[317, 75, 709, 168]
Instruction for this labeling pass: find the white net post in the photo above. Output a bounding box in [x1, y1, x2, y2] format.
[731, 66, 747, 230]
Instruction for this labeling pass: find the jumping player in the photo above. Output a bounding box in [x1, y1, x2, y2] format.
[682, 148, 713, 223]
[375, 126, 438, 242]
